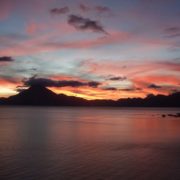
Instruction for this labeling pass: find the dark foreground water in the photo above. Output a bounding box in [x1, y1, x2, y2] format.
[0, 107, 180, 180]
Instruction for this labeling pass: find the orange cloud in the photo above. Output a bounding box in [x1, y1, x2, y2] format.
[49, 85, 146, 100]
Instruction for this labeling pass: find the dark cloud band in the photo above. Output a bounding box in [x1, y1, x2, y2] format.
[24, 77, 101, 88]
[148, 84, 161, 89]
[50, 7, 69, 15]
[108, 76, 127, 81]
[68, 14, 108, 34]
[0, 56, 14, 62]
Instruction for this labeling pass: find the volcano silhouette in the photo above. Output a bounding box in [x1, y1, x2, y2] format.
[0, 85, 87, 106]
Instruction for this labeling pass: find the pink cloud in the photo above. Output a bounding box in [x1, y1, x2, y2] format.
[26, 22, 40, 34]
[0, 31, 129, 56]
[0, 21, 173, 57]
[79, 59, 180, 95]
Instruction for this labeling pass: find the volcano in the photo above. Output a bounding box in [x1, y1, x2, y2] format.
[0, 85, 87, 106]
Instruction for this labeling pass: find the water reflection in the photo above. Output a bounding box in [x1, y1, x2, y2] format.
[0, 107, 180, 180]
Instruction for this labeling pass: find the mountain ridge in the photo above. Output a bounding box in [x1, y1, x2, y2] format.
[0, 86, 179, 107]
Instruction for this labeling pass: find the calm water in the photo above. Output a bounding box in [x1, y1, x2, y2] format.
[0, 107, 180, 180]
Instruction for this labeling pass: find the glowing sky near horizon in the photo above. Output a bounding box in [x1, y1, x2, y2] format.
[0, 0, 180, 100]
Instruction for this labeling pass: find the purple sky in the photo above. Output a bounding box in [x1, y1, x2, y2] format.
[0, 0, 180, 99]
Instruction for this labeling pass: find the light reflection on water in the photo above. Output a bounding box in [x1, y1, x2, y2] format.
[0, 107, 180, 180]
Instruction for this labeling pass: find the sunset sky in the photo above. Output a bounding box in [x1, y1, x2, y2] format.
[0, 0, 180, 100]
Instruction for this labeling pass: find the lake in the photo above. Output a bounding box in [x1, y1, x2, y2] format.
[0, 107, 180, 180]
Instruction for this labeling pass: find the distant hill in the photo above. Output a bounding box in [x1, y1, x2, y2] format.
[0, 86, 87, 106]
[0, 85, 179, 107]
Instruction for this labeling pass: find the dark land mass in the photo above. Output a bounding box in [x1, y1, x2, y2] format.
[0, 85, 180, 107]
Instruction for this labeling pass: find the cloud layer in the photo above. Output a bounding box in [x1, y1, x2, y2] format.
[0, 56, 14, 62]
[24, 77, 101, 88]
[68, 14, 108, 34]
[50, 7, 69, 15]
[0, 0, 179, 99]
